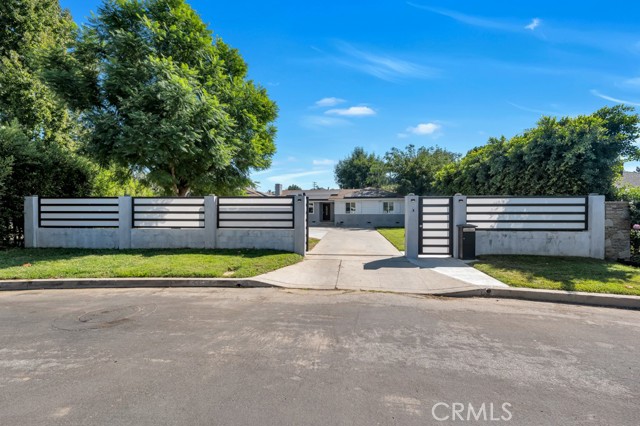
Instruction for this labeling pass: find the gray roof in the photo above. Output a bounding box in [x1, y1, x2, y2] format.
[617, 172, 640, 188]
[281, 187, 401, 200]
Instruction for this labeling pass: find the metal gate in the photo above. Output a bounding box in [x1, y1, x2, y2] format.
[419, 197, 453, 256]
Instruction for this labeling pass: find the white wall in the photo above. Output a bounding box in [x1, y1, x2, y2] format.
[334, 199, 404, 215]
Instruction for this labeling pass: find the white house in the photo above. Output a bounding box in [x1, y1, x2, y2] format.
[281, 187, 405, 228]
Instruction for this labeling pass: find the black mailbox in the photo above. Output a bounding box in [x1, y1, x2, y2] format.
[457, 224, 477, 260]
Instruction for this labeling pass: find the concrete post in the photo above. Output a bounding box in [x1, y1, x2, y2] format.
[24, 196, 38, 248]
[404, 195, 419, 259]
[118, 196, 132, 249]
[204, 195, 217, 249]
[588, 194, 605, 259]
[293, 195, 307, 256]
[452, 194, 467, 259]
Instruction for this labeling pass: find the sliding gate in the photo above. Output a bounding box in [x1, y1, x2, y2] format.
[419, 197, 453, 256]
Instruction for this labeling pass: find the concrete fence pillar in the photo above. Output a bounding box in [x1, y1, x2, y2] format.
[118, 196, 132, 249]
[404, 195, 419, 259]
[293, 195, 307, 255]
[588, 194, 605, 259]
[451, 194, 467, 259]
[24, 196, 38, 248]
[204, 195, 217, 249]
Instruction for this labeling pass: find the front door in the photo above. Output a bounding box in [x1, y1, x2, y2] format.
[322, 203, 331, 221]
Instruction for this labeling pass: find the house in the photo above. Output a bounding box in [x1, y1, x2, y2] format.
[281, 187, 405, 228]
[617, 171, 640, 188]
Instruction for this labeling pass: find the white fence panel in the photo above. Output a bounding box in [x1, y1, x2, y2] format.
[39, 198, 119, 228]
[218, 197, 294, 229]
[133, 198, 205, 228]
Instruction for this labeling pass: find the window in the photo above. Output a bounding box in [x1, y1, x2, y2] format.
[346, 202, 356, 214]
[308, 203, 314, 214]
[383, 201, 394, 214]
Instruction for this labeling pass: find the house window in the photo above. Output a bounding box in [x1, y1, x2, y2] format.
[346, 202, 356, 214]
[383, 201, 394, 214]
[308, 203, 314, 214]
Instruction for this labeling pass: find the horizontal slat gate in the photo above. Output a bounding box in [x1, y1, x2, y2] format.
[419, 197, 453, 255]
[466, 196, 588, 231]
[218, 196, 294, 229]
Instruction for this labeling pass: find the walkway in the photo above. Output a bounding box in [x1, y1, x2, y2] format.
[257, 228, 506, 294]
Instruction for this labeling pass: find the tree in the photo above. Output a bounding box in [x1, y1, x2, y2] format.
[385, 145, 459, 195]
[287, 184, 302, 191]
[436, 106, 640, 197]
[47, 0, 277, 196]
[334, 147, 388, 189]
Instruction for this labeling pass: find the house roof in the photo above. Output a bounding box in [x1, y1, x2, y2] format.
[281, 187, 401, 201]
[617, 171, 640, 188]
[244, 188, 270, 197]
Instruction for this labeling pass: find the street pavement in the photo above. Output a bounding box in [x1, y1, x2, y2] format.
[0, 288, 638, 425]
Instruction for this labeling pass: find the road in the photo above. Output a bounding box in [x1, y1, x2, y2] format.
[0, 288, 638, 425]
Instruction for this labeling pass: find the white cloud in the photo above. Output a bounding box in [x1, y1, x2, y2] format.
[315, 97, 346, 107]
[267, 170, 329, 182]
[406, 122, 441, 135]
[623, 77, 640, 87]
[507, 101, 557, 115]
[325, 106, 376, 117]
[397, 133, 409, 139]
[312, 159, 336, 166]
[590, 89, 640, 106]
[301, 115, 350, 128]
[525, 18, 541, 31]
[333, 42, 439, 82]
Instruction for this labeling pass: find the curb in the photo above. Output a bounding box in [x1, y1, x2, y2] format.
[438, 287, 640, 310]
[0, 278, 273, 291]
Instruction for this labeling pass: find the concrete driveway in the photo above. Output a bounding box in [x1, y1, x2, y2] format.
[0, 288, 638, 426]
[259, 227, 505, 293]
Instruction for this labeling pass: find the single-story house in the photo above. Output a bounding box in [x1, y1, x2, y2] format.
[281, 187, 405, 228]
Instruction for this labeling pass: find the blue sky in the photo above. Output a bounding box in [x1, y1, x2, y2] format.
[61, 0, 640, 191]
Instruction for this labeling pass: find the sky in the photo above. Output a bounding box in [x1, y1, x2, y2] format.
[60, 0, 640, 191]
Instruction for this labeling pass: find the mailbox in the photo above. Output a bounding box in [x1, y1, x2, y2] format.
[457, 224, 477, 260]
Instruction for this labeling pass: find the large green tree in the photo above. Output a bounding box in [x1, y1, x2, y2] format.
[436, 106, 640, 197]
[334, 147, 388, 189]
[385, 145, 459, 195]
[47, 0, 278, 196]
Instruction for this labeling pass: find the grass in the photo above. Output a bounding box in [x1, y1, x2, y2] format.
[0, 248, 302, 280]
[307, 237, 321, 251]
[474, 255, 640, 297]
[376, 227, 405, 251]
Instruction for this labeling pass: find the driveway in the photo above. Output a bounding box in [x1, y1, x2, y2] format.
[259, 227, 505, 293]
[0, 288, 638, 425]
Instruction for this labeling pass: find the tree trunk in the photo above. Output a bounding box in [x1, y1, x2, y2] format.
[177, 185, 190, 197]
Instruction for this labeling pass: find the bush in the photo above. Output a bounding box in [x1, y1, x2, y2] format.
[0, 123, 95, 246]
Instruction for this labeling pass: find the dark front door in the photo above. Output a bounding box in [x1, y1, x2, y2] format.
[322, 203, 331, 221]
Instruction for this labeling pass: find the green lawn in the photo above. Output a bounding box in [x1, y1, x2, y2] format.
[474, 256, 640, 296]
[307, 237, 321, 251]
[0, 248, 302, 280]
[376, 227, 405, 251]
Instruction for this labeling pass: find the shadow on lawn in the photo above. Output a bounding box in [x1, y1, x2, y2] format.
[476, 255, 636, 291]
[0, 248, 291, 269]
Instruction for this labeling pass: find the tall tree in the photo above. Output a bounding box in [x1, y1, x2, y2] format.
[385, 145, 459, 195]
[435, 106, 640, 197]
[47, 0, 278, 196]
[334, 147, 388, 189]
[286, 184, 302, 191]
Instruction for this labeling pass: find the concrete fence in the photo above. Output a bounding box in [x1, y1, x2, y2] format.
[405, 194, 605, 259]
[24, 195, 307, 255]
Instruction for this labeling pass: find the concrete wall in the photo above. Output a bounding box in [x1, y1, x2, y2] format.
[24, 195, 306, 254]
[334, 214, 404, 228]
[605, 201, 631, 260]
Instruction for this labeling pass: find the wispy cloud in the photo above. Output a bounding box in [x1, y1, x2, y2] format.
[267, 170, 330, 182]
[312, 159, 336, 166]
[591, 89, 640, 106]
[300, 115, 350, 129]
[325, 106, 376, 117]
[623, 77, 640, 88]
[407, 3, 522, 32]
[315, 97, 346, 107]
[330, 41, 439, 82]
[507, 101, 558, 115]
[525, 18, 541, 31]
[406, 122, 441, 136]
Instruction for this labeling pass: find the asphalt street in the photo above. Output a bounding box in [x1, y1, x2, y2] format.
[0, 288, 638, 425]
